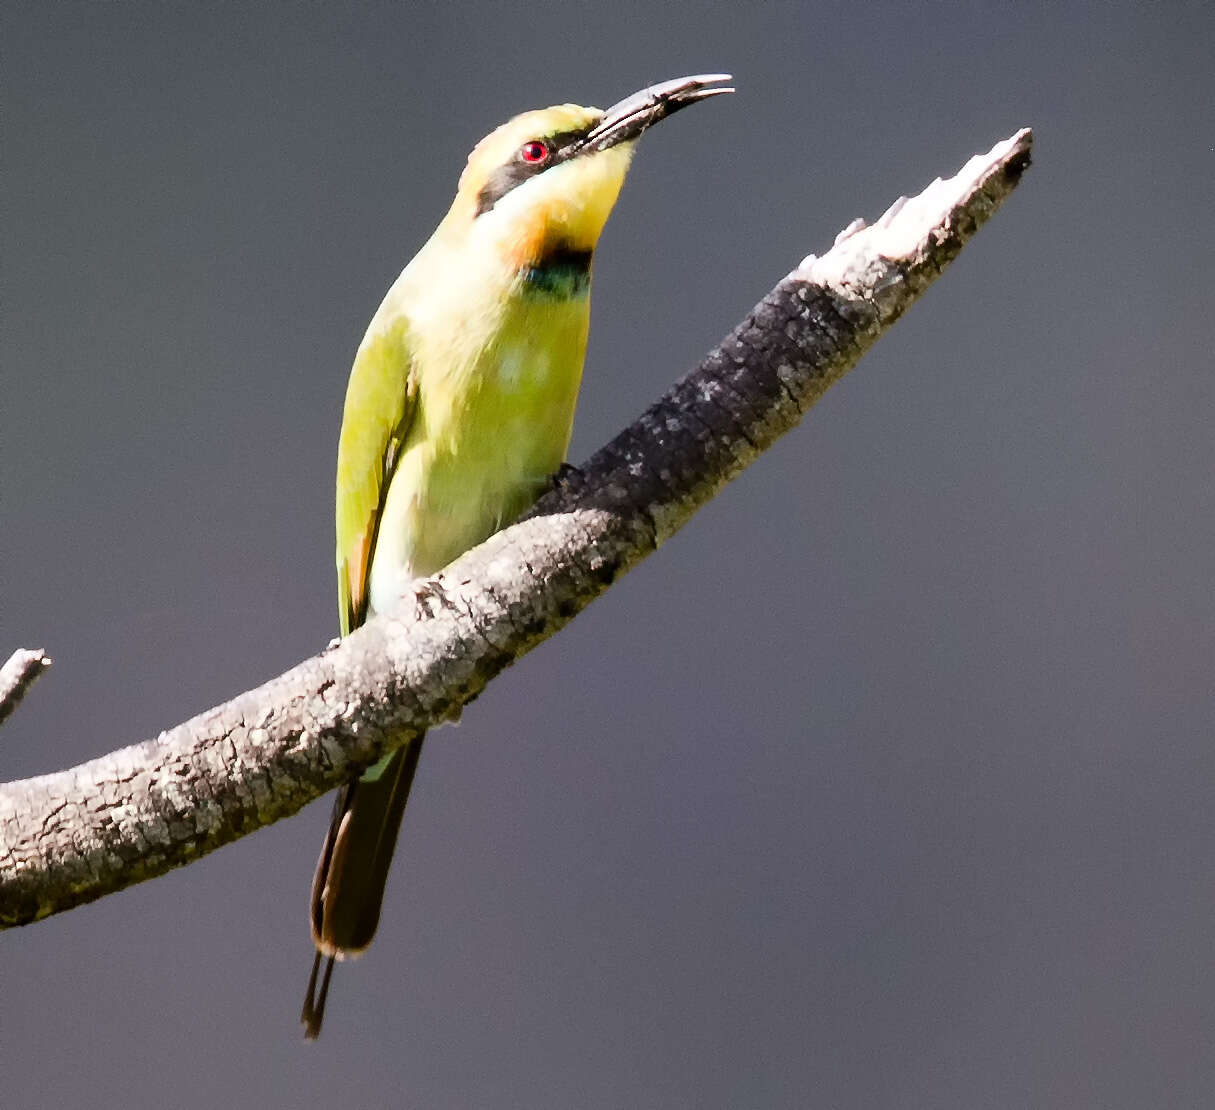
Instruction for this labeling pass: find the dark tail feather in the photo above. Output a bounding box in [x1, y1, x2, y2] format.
[301, 736, 426, 1039]
[301, 952, 335, 1040]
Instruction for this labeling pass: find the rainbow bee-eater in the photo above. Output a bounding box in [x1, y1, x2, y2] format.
[302, 74, 733, 1038]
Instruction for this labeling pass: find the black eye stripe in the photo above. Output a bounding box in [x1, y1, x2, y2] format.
[473, 128, 592, 217]
[474, 162, 542, 218]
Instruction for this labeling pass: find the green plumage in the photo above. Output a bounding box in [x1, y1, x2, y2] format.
[302, 73, 731, 1039]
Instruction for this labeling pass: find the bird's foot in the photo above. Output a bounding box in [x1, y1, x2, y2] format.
[546, 461, 585, 496]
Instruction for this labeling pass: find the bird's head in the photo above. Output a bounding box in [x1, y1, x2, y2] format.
[442, 74, 733, 275]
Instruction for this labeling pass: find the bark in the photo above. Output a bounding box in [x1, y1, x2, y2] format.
[0, 129, 1033, 928]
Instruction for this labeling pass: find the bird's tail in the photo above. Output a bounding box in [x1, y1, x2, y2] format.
[301, 736, 426, 1039]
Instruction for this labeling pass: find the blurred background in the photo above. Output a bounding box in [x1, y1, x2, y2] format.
[4, 3, 1213, 1107]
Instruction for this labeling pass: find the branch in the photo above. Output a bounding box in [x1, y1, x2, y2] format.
[0, 129, 1032, 928]
[0, 650, 52, 729]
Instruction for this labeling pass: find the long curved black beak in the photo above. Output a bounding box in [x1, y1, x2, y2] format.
[581, 74, 734, 154]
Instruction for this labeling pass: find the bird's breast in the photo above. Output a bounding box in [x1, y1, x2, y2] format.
[367, 281, 592, 609]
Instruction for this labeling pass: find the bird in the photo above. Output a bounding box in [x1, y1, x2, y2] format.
[301, 73, 734, 1038]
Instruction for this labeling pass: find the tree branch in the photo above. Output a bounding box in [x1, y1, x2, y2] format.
[0, 650, 52, 729]
[0, 129, 1032, 929]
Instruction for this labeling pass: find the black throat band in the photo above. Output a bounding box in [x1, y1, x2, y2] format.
[520, 245, 592, 297]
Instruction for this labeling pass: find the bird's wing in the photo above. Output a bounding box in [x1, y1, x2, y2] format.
[303, 316, 422, 1039]
[335, 318, 417, 635]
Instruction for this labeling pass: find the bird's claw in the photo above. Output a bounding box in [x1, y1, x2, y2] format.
[546, 461, 585, 495]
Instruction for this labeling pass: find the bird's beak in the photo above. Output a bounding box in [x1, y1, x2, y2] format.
[578, 74, 734, 154]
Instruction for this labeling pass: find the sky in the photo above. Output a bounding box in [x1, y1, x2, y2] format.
[3, 2, 1214, 1107]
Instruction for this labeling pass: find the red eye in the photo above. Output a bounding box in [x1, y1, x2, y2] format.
[520, 140, 549, 164]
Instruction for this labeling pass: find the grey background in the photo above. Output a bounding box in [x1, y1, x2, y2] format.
[4, 2, 1213, 1107]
